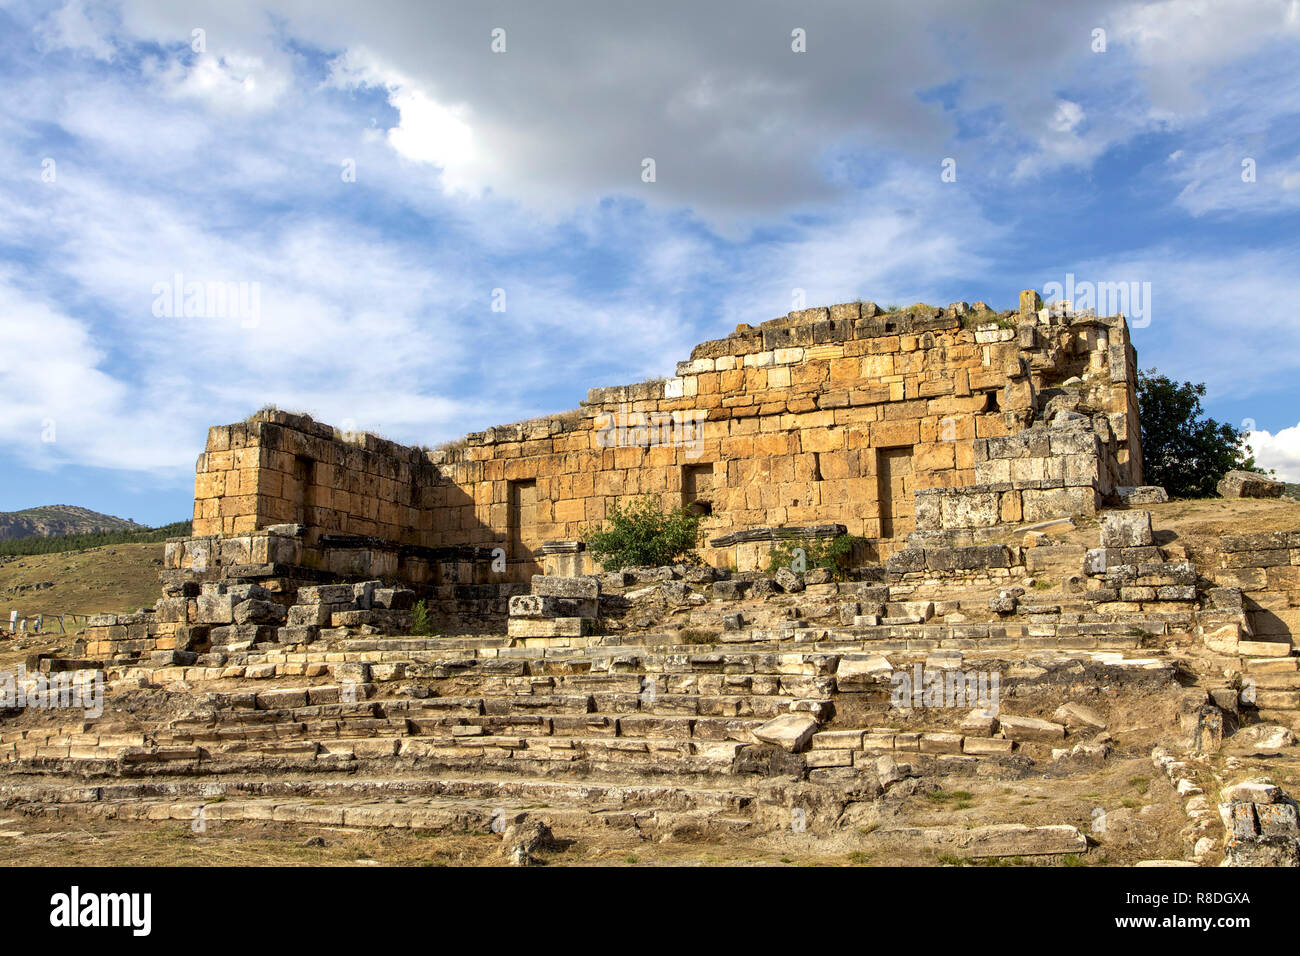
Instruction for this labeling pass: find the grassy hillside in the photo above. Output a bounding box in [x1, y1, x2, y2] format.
[0, 504, 148, 541]
[0, 543, 167, 630]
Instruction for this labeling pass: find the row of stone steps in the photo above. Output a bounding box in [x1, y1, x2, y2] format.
[129, 629, 1167, 690]
[12, 790, 758, 840]
[122, 610, 1195, 666]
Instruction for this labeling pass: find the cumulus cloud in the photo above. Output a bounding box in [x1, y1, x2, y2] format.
[37, 0, 116, 59]
[1247, 424, 1300, 482]
[103, 0, 1253, 215]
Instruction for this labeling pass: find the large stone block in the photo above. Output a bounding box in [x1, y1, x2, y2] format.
[297, 584, 357, 606]
[232, 599, 287, 626]
[531, 575, 600, 600]
[753, 713, 819, 753]
[1116, 486, 1169, 505]
[1099, 510, 1153, 549]
[287, 604, 334, 627]
[1218, 470, 1285, 499]
[997, 714, 1066, 742]
[508, 594, 562, 618]
[938, 491, 1001, 529]
[195, 594, 234, 625]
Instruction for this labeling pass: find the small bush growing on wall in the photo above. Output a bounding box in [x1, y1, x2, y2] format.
[410, 599, 438, 636]
[582, 497, 701, 570]
[766, 534, 865, 579]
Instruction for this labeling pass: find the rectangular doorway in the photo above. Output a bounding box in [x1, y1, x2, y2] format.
[508, 479, 538, 564]
[877, 446, 914, 541]
[291, 455, 315, 526]
[682, 464, 714, 516]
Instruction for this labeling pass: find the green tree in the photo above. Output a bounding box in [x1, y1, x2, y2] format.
[582, 497, 701, 570]
[1136, 369, 1265, 499]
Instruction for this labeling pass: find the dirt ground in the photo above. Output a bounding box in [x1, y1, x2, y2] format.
[0, 750, 1193, 868]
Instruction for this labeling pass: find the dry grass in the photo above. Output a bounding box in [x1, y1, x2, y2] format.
[0, 542, 164, 627]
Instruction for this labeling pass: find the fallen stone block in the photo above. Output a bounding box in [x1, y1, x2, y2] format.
[1223, 836, 1300, 866]
[753, 713, 819, 753]
[773, 568, 805, 593]
[1051, 702, 1107, 732]
[1218, 470, 1285, 499]
[288, 604, 337, 627]
[1116, 486, 1169, 505]
[297, 584, 356, 605]
[195, 594, 234, 625]
[1220, 780, 1283, 805]
[711, 580, 751, 601]
[959, 709, 999, 736]
[372, 588, 416, 610]
[998, 714, 1066, 743]
[233, 599, 287, 626]
[1231, 724, 1296, 753]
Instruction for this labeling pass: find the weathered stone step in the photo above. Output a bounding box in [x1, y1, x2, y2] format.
[1244, 657, 1299, 674]
[0, 772, 761, 815]
[1253, 709, 1300, 729]
[334, 637, 512, 652]
[22, 792, 761, 838]
[1240, 640, 1295, 658]
[1242, 673, 1300, 690]
[1254, 690, 1300, 710]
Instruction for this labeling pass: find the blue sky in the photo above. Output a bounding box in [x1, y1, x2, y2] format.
[2, 0, 1299, 527]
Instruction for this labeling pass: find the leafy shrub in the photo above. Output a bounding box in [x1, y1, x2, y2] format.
[582, 497, 700, 570]
[410, 599, 438, 636]
[766, 533, 864, 579]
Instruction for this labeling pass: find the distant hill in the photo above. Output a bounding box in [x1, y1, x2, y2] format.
[0, 505, 146, 542]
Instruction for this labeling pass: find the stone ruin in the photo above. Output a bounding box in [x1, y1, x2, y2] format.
[3, 290, 1298, 866]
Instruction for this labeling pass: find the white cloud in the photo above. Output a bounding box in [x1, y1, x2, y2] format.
[21, 0, 1277, 216]
[159, 51, 293, 112]
[38, 0, 116, 60]
[1111, 0, 1300, 114]
[1247, 424, 1300, 482]
[1052, 101, 1085, 134]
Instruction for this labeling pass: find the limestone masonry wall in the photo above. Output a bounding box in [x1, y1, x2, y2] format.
[191, 292, 1143, 577]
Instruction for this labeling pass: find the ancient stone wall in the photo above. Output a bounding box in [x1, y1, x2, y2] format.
[190, 294, 1143, 578]
[192, 414, 439, 543]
